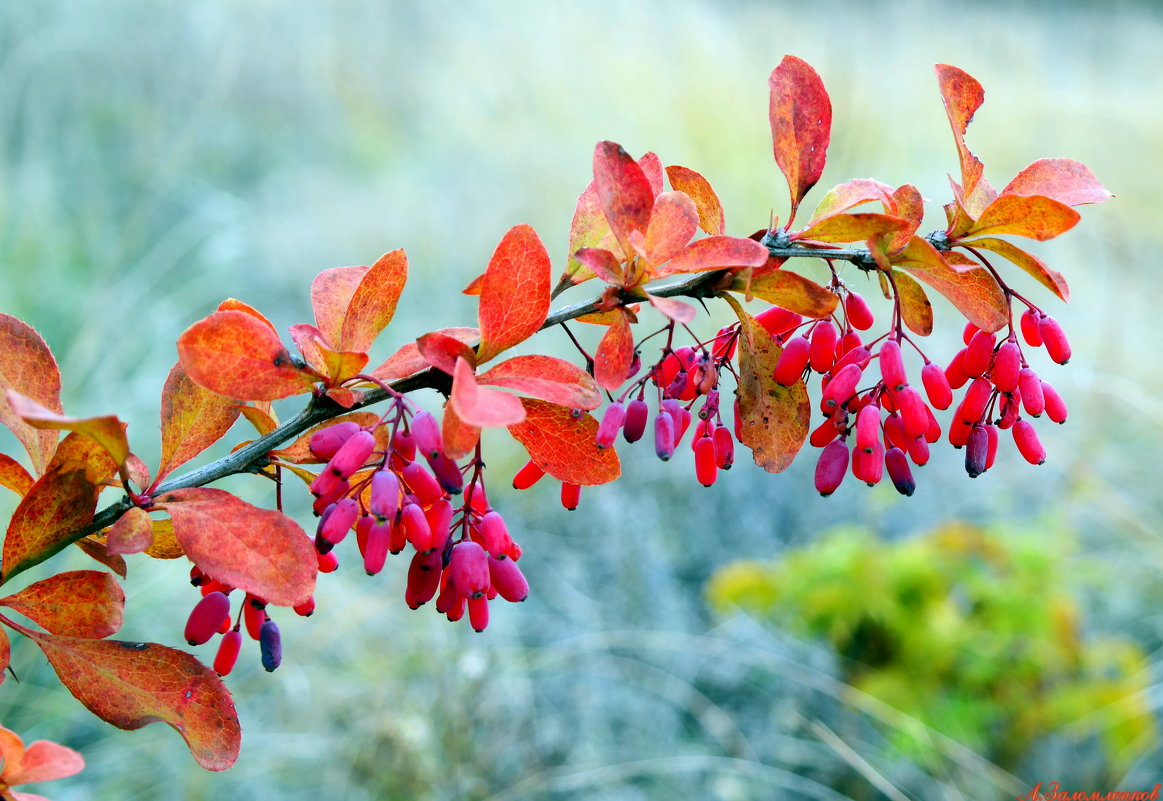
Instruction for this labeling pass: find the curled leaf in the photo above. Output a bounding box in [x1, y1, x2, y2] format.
[730, 270, 837, 318]
[106, 507, 156, 556]
[562, 180, 620, 285]
[806, 179, 895, 226]
[477, 355, 602, 410]
[0, 453, 34, 497]
[665, 165, 725, 235]
[793, 212, 908, 244]
[655, 236, 769, 277]
[507, 399, 620, 486]
[6, 391, 130, 469]
[892, 270, 934, 336]
[1001, 158, 1111, 207]
[959, 236, 1069, 301]
[935, 63, 986, 204]
[0, 314, 62, 475]
[368, 327, 479, 383]
[449, 358, 526, 428]
[965, 194, 1080, 242]
[338, 249, 408, 353]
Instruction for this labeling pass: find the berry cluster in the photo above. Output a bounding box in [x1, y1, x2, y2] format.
[184, 568, 299, 676]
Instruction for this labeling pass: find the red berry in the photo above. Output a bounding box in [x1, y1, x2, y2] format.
[814, 440, 849, 496]
[449, 541, 490, 598]
[963, 330, 996, 377]
[623, 398, 649, 443]
[921, 362, 953, 410]
[512, 459, 546, 490]
[369, 470, 401, 522]
[984, 423, 999, 470]
[832, 344, 871, 374]
[1013, 419, 1046, 464]
[596, 402, 626, 449]
[882, 413, 908, 451]
[326, 430, 377, 479]
[1041, 381, 1068, 423]
[694, 436, 717, 487]
[851, 440, 884, 486]
[855, 404, 881, 454]
[319, 497, 358, 545]
[425, 453, 464, 495]
[821, 364, 863, 412]
[316, 549, 339, 573]
[844, 291, 874, 330]
[489, 555, 529, 602]
[401, 502, 434, 552]
[809, 321, 839, 373]
[907, 435, 930, 466]
[955, 377, 993, 427]
[243, 596, 266, 640]
[654, 412, 675, 461]
[878, 338, 907, 392]
[478, 510, 514, 558]
[773, 335, 811, 386]
[561, 482, 581, 511]
[184, 591, 231, 646]
[1038, 315, 1071, 364]
[809, 415, 842, 448]
[990, 340, 1021, 393]
[962, 321, 979, 346]
[713, 426, 734, 469]
[1018, 368, 1045, 417]
[1020, 308, 1043, 347]
[423, 499, 454, 553]
[711, 326, 738, 361]
[945, 348, 971, 390]
[401, 461, 443, 507]
[213, 629, 243, 677]
[363, 519, 391, 575]
[754, 306, 802, 339]
[392, 429, 417, 462]
[293, 597, 315, 617]
[308, 422, 361, 461]
[410, 411, 444, 460]
[468, 596, 490, 632]
[895, 386, 929, 440]
[404, 550, 443, 608]
[884, 447, 915, 496]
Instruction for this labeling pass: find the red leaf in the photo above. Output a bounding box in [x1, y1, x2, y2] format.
[0, 733, 85, 785]
[1000, 158, 1111, 207]
[441, 402, 481, 460]
[289, 324, 368, 385]
[153, 488, 315, 607]
[0, 570, 123, 638]
[721, 294, 810, 472]
[0, 629, 8, 685]
[270, 412, 385, 465]
[654, 236, 769, 277]
[157, 362, 241, 483]
[594, 311, 635, 391]
[177, 310, 317, 401]
[449, 358, 526, 428]
[638, 151, 665, 198]
[966, 194, 1080, 241]
[769, 55, 832, 223]
[310, 266, 365, 349]
[886, 184, 925, 252]
[729, 270, 838, 318]
[959, 236, 1069, 301]
[477, 355, 602, 410]
[216, 298, 277, 332]
[793, 212, 909, 244]
[106, 506, 156, 556]
[7, 391, 130, 469]
[507, 399, 620, 486]
[647, 294, 697, 324]
[935, 64, 986, 202]
[643, 191, 698, 265]
[74, 537, 128, 578]
[894, 237, 1008, 333]
[368, 327, 479, 383]
[806, 179, 895, 226]
[561, 180, 620, 285]
[0, 314, 62, 476]
[18, 626, 240, 771]
[665, 165, 725, 235]
[0, 453, 34, 496]
[416, 330, 478, 376]
[572, 247, 625, 286]
[892, 270, 934, 336]
[476, 224, 551, 364]
[3, 433, 117, 582]
[338, 249, 408, 353]
[592, 141, 654, 261]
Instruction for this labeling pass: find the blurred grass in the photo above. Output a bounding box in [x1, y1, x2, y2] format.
[2, 0, 1162, 799]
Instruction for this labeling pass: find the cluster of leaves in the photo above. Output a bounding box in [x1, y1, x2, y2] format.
[705, 523, 1155, 774]
[0, 55, 1108, 780]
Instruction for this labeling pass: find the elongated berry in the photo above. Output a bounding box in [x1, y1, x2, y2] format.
[815, 440, 849, 497]
[1038, 315, 1071, 364]
[835, 329, 863, 360]
[423, 499, 453, 553]
[669, 402, 692, 447]
[449, 541, 490, 598]
[962, 322, 979, 346]
[713, 426, 735, 469]
[489, 555, 529, 602]
[884, 447, 915, 496]
[370, 470, 401, 522]
[243, 596, 266, 640]
[955, 377, 993, 426]
[309, 422, 361, 460]
[401, 461, 443, 507]
[822, 363, 863, 412]
[851, 440, 884, 486]
[855, 404, 880, 454]
[694, 436, 717, 487]
[363, 519, 392, 574]
[1020, 308, 1043, 347]
[185, 591, 231, 646]
[907, 435, 930, 466]
[654, 346, 695, 388]
[319, 497, 358, 545]
[596, 402, 626, 449]
[754, 306, 802, 339]
[712, 326, 738, 361]
[401, 502, 434, 552]
[773, 335, 811, 386]
[405, 550, 443, 608]
[1041, 381, 1068, 423]
[984, 423, 999, 470]
[309, 468, 344, 500]
[832, 344, 871, 374]
[293, 596, 315, 617]
[467, 596, 490, 632]
[945, 349, 970, 390]
[326, 430, 377, 480]
[478, 510, 514, 558]
[1013, 419, 1046, 464]
[810, 321, 839, 373]
[878, 339, 907, 391]
[965, 424, 988, 477]
[882, 413, 908, 451]
[410, 411, 444, 460]
[1018, 368, 1045, 416]
[991, 340, 1021, 393]
[561, 482, 581, 511]
[392, 429, 417, 462]
[426, 453, 464, 495]
[512, 459, 546, 490]
[259, 619, 282, 672]
[467, 481, 489, 515]
[623, 398, 649, 443]
[895, 386, 929, 439]
[810, 416, 841, 448]
[655, 412, 675, 461]
[213, 629, 243, 676]
[963, 330, 996, 377]
[844, 291, 874, 330]
[316, 550, 339, 573]
[920, 362, 952, 410]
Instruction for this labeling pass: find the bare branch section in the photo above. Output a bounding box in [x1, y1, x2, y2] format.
[80, 241, 875, 540]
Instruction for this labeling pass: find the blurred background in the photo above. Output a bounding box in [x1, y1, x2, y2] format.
[1, 0, 1160, 798]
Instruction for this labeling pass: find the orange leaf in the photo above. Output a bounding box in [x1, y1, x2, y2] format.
[574, 305, 640, 326]
[654, 236, 769, 277]
[730, 270, 838, 318]
[3, 433, 116, 582]
[449, 357, 526, 428]
[289, 323, 368, 386]
[368, 327, 479, 383]
[894, 237, 1008, 333]
[177, 310, 317, 401]
[561, 180, 620, 284]
[441, 402, 481, 460]
[270, 412, 385, 464]
[216, 298, 277, 332]
[643, 191, 698, 265]
[7, 391, 130, 469]
[106, 507, 155, 556]
[665, 165, 725, 235]
[966, 194, 1079, 241]
[477, 355, 602, 410]
[0, 570, 123, 638]
[74, 537, 128, 578]
[310, 266, 366, 349]
[806, 178, 895, 226]
[237, 403, 279, 436]
[594, 311, 635, 391]
[592, 141, 653, 262]
[0, 453, 33, 496]
[769, 55, 832, 223]
[793, 212, 909, 244]
[337, 249, 408, 352]
[647, 294, 697, 324]
[721, 294, 810, 473]
[572, 247, 625, 286]
[0, 628, 8, 684]
[886, 184, 925, 252]
[1000, 158, 1111, 207]
[0, 314, 62, 476]
[935, 64, 986, 203]
[892, 270, 934, 336]
[507, 399, 620, 486]
[18, 626, 240, 771]
[416, 330, 478, 375]
[0, 733, 84, 785]
[462, 273, 485, 295]
[476, 224, 551, 364]
[142, 518, 183, 559]
[959, 236, 1069, 301]
[153, 488, 315, 607]
[156, 362, 241, 483]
